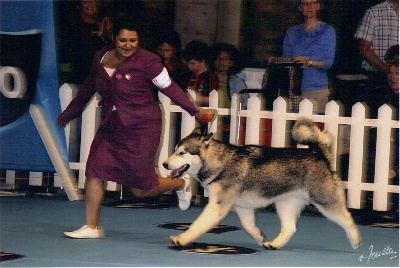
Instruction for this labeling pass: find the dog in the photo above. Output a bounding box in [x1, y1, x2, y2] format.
[162, 117, 361, 250]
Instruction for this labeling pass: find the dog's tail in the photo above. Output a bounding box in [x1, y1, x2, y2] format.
[291, 117, 333, 167]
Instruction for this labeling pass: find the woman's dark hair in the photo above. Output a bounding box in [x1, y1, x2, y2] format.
[156, 29, 182, 51]
[182, 40, 210, 63]
[210, 42, 244, 75]
[384, 44, 399, 63]
[112, 16, 140, 38]
[156, 29, 182, 60]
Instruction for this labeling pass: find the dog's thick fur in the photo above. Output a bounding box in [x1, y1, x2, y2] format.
[163, 117, 361, 250]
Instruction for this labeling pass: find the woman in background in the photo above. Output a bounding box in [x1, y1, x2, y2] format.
[282, 0, 336, 114]
[210, 42, 247, 142]
[210, 42, 246, 108]
[59, 0, 112, 84]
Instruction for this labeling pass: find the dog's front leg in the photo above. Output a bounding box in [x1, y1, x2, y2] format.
[235, 206, 266, 246]
[263, 198, 306, 250]
[170, 187, 233, 246]
[170, 200, 233, 247]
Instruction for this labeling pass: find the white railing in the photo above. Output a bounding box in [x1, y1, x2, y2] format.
[2, 83, 399, 212]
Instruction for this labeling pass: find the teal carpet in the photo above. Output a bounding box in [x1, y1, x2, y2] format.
[0, 195, 398, 267]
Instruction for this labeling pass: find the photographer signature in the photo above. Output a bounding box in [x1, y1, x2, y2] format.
[358, 245, 397, 264]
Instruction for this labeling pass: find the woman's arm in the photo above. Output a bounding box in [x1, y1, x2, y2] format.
[316, 25, 336, 70]
[146, 52, 214, 121]
[57, 68, 97, 127]
[359, 39, 389, 72]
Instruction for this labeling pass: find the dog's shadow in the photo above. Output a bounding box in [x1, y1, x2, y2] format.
[168, 242, 354, 255]
[156, 222, 241, 234]
[168, 242, 261, 255]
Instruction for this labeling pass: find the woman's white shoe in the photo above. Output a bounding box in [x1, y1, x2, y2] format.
[63, 225, 105, 239]
[176, 174, 192, 211]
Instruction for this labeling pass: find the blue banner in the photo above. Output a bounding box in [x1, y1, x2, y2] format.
[0, 0, 67, 172]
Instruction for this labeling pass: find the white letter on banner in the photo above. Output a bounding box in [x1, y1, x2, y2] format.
[152, 67, 171, 89]
[0, 66, 27, 98]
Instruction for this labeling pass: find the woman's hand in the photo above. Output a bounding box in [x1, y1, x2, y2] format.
[57, 114, 68, 128]
[293, 56, 312, 68]
[195, 109, 215, 123]
[268, 56, 277, 64]
[98, 17, 112, 38]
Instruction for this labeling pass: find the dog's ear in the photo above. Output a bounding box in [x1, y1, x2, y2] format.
[203, 132, 213, 142]
[192, 127, 202, 135]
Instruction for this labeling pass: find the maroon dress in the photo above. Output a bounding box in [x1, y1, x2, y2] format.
[59, 46, 199, 190]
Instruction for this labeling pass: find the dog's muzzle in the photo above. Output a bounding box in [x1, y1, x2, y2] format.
[162, 162, 190, 178]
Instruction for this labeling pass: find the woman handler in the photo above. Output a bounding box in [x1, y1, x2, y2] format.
[58, 17, 214, 239]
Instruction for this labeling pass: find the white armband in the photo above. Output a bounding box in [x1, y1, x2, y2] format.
[152, 67, 171, 89]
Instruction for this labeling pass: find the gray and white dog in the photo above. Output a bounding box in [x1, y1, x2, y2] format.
[163, 117, 361, 250]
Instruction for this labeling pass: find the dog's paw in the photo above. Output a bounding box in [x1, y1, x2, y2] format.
[348, 225, 362, 250]
[170, 235, 190, 247]
[352, 240, 361, 250]
[350, 237, 362, 250]
[262, 242, 278, 250]
[170, 235, 181, 246]
[256, 232, 267, 246]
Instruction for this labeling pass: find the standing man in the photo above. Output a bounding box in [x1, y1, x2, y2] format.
[354, 0, 399, 88]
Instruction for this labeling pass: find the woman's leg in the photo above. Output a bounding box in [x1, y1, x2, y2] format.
[84, 177, 105, 228]
[301, 88, 330, 115]
[130, 175, 192, 211]
[63, 177, 105, 238]
[130, 177, 185, 198]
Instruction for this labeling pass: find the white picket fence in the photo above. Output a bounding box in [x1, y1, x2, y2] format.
[2, 81, 399, 211]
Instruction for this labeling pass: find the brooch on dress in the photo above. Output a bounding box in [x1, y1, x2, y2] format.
[115, 73, 131, 80]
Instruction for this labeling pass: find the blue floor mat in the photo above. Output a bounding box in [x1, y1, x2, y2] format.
[0, 196, 398, 267]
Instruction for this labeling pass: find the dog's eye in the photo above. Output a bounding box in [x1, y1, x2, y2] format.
[188, 150, 199, 155]
[178, 151, 185, 156]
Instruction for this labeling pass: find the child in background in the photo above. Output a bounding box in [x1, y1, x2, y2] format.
[182, 40, 218, 107]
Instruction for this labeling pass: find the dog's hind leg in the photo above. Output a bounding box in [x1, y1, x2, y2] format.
[314, 203, 362, 249]
[310, 177, 362, 249]
[263, 196, 307, 250]
[235, 206, 266, 246]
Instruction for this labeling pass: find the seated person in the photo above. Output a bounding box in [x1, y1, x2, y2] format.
[384, 44, 399, 108]
[386, 61, 399, 112]
[182, 40, 218, 107]
[210, 42, 246, 108]
[370, 45, 399, 116]
[155, 29, 188, 89]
